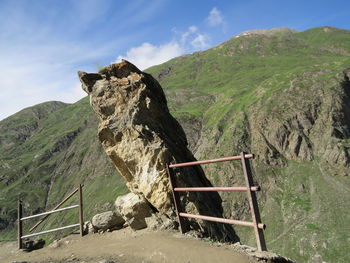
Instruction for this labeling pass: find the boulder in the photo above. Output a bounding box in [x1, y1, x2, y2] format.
[115, 192, 152, 230]
[91, 211, 125, 231]
[79, 60, 238, 242]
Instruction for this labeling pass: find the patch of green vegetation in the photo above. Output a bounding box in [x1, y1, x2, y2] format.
[98, 66, 108, 74]
[306, 223, 321, 231]
[260, 160, 350, 263]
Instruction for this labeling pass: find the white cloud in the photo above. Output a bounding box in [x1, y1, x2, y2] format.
[116, 42, 184, 70]
[116, 22, 215, 70]
[178, 25, 212, 49]
[206, 7, 225, 27]
[180, 25, 198, 43]
[116, 24, 213, 70]
[188, 26, 198, 33]
[191, 34, 210, 49]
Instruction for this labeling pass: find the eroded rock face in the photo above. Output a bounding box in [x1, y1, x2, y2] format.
[79, 60, 238, 241]
[248, 68, 350, 173]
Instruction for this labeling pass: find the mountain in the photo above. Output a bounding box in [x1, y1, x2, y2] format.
[1, 26, 349, 262]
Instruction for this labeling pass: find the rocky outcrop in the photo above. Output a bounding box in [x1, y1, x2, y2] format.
[79, 60, 238, 242]
[248, 68, 350, 175]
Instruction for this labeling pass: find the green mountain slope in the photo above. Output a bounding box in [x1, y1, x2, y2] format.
[146, 26, 350, 263]
[0, 99, 128, 241]
[1, 26, 349, 262]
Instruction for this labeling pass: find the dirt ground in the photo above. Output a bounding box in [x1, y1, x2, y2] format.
[0, 228, 258, 263]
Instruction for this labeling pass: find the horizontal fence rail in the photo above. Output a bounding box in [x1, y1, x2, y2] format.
[21, 224, 81, 239]
[166, 152, 267, 251]
[179, 213, 266, 229]
[21, 205, 79, 221]
[169, 154, 254, 168]
[18, 184, 84, 249]
[174, 186, 260, 192]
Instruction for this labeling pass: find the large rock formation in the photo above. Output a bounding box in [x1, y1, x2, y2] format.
[78, 60, 238, 241]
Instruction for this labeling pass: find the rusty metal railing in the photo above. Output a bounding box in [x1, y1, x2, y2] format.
[17, 184, 84, 249]
[166, 152, 267, 251]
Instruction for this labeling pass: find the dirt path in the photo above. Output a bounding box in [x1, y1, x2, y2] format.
[1, 228, 258, 263]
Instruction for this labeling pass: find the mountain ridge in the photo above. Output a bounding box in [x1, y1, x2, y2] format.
[234, 27, 299, 38]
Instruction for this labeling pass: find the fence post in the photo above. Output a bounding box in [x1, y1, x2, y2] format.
[240, 152, 267, 251]
[166, 164, 187, 233]
[78, 184, 84, 237]
[18, 200, 23, 249]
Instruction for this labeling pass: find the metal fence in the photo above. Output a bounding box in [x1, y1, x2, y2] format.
[18, 184, 84, 249]
[166, 152, 267, 251]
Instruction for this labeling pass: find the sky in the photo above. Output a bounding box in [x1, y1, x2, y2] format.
[0, 0, 349, 120]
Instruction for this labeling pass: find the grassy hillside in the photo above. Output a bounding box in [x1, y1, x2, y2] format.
[0, 98, 128, 242]
[1, 26, 349, 262]
[146, 26, 350, 263]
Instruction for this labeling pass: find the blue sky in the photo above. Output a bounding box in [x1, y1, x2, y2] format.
[0, 0, 349, 120]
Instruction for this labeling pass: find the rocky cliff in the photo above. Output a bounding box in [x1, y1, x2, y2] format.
[78, 60, 238, 241]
